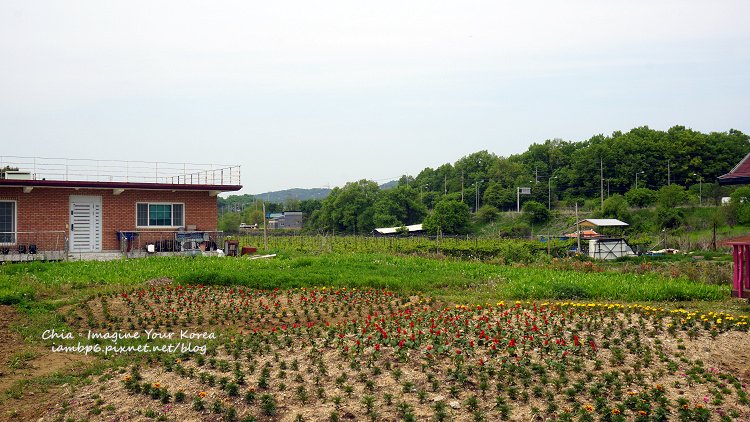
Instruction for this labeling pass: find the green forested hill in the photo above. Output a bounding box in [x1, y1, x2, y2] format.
[220, 125, 749, 235]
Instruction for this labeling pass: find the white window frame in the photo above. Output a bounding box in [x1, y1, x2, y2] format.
[136, 202, 185, 228]
[0, 200, 17, 245]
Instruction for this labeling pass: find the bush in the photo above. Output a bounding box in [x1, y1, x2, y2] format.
[656, 206, 684, 229]
[522, 201, 550, 225]
[599, 195, 630, 222]
[625, 188, 657, 208]
[476, 205, 500, 223]
[423, 200, 471, 234]
[657, 185, 688, 208]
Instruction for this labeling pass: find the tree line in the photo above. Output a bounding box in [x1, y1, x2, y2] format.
[219, 125, 750, 234]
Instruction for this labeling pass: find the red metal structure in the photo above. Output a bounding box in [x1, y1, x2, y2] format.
[729, 241, 750, 298]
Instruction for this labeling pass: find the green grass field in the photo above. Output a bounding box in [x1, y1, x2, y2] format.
[0, 253, 732, 306]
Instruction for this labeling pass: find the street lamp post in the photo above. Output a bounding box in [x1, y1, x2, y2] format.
[692, 173, 702, 206]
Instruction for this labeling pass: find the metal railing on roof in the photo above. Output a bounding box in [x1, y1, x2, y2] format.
[0, 156, 240, 186]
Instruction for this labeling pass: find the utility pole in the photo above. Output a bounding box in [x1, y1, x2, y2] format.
[547, 176, 556, 210]
[599, 158, 604, 209]
[475, 180, 481, 213]
[461, 171, 464, 202]
[262, 202, 268, 251]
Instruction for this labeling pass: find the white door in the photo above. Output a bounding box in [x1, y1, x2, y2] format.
[69, 196, 102, 252]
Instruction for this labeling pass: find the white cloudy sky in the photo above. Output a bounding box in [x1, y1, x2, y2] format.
[1, 1, 748, 193]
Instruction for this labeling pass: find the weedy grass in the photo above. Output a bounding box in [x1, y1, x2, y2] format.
[0, 253, 729, 304]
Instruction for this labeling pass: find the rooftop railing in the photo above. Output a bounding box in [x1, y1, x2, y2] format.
[0, 156, 240, 186]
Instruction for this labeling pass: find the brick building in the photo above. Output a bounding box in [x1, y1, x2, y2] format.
[0, 158, 241, 260]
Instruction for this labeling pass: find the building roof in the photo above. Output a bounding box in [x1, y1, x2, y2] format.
[719, 152, 750, 185]
[575, 218, 629, 227]
[0, 178, 242, 193]
[373, 223, 423, 235]
[0, 156, 242, 192]
[563, 229, 600, 238]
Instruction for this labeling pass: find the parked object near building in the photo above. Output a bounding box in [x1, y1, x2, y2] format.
[0, 156, 241, 262]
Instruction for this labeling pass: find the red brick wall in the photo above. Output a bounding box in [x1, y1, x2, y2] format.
[0, 187, 218, 251]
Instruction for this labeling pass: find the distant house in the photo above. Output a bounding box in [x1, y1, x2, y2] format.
[718, 152, 750, 185]
[372, 223, 424, 237]
[0, 157, 241, 261]
[267, 211, 303, 230]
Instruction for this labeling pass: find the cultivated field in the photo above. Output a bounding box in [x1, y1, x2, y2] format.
[1, 253, 749, 421]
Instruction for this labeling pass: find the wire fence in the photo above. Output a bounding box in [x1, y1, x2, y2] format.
[0, 230, 67, 261]
[0, 156, 240, 185]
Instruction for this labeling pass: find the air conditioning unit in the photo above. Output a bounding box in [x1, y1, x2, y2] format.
[2, 171, 32, 180]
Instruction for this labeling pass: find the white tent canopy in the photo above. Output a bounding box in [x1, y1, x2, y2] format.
[373, 223, 423, 235]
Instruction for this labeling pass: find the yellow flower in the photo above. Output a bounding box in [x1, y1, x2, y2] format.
[123, 375, 132, 382]
[611, 408, 621, 415]
[198, 391, 207, 398]
[152, 382, 161, 389]
[584, 404, 594, 412]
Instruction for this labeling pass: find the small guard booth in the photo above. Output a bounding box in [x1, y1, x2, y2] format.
[729, 241, 750, 299]
[573, 219, 636, 260]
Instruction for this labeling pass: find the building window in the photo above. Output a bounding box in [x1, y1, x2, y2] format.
[136, 203, 184, 227]
[0, 201, 16, 244]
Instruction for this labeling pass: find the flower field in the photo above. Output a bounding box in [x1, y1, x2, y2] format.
[45, 286, 750, 421]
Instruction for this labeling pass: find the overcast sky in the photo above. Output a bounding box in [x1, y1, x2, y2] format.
[1, 1, 748, 194]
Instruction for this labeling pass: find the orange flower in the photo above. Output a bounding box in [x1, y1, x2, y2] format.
[638, 410, 648, 416]
[198, 391, 207, 398]
[152, 382, 161, 389]
[584, 404, 594, 412]
[611, 408, 621, 415]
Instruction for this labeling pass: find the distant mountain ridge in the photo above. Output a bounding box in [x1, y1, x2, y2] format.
[253, 188, 331, 203]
